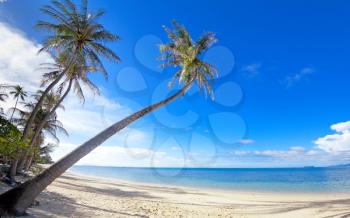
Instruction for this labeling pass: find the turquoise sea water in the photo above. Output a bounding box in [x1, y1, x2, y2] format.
[69, 166, 350, 193]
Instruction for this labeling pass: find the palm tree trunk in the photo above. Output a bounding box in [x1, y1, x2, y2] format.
[14, 71, 65, 175]
[10, 97, 19, 121]
[9, 160, 18, 179]
[0, 80, 193, 216]
[9, 97, 20, 178]
[22, 50, 77, 143]
[17, 80, 73, 172]
[21, 72, 65, 143]
[24, 153, 34, 171]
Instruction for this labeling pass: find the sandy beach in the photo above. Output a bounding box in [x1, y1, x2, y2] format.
[0, 172, 346, 218]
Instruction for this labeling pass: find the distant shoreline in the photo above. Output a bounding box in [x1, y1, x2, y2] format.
[67, 165, 350, 194]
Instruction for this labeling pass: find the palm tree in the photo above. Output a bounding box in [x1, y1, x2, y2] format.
[0, 84, 8, 102]
[16, 54, 100, 172]
[15, 91, 61, 171]
[9, 85, 28, 121]
[0, 20, 218, 216]
[14, 98, 67, 172]
[0, 84, 9, 116]
[21, 0, 120, 145]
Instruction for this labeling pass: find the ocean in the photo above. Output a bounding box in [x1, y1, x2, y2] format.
[69, 165, 350, 193]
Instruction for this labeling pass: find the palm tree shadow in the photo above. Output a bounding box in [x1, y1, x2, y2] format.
[24, 191, 83, 218]
[24, 191, 148, 218]
[230, 198, 350, 217]
[55, 180, 159, 199]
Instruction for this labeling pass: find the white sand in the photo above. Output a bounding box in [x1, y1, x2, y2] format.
[15, 172, 349, 217]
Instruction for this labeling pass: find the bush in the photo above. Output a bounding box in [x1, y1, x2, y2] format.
[0, 116, 25, 160]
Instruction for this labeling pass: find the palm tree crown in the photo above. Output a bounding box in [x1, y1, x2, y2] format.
[22, 0, 120, 144]
[9, 85, 27, 121]
[9, 85, 27, 101]
[41, 53, 101, 103]
[37, 0, 121, 75]
[160, 20, 218, 98]
[0, 84, 8, 102]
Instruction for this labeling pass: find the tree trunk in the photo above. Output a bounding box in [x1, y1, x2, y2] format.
[10, 97, 19, 121]
[0, 80, 193, 216]
[9, 160, 18, 179]
[21, 72, 65, 143]
[24, 154, 33, 171]
[17, 80, 73, 172]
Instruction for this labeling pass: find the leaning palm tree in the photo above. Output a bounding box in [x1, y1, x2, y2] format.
[14, 100, 67, 172]
[0, 20, 218, 215]
[15, 91, 63, 172]
[9, 85, 28, 121]
[21, 0, 120, 145]
[22, 54, 104, 165]
[16, 54, 101, 173]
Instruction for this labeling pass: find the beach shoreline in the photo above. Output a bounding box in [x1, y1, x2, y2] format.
[15, 171, 350, 217]
[67, 169, 349, 197]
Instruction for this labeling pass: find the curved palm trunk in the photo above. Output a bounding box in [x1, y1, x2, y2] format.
[24, 154, 34, 171]
[17, 80, 73, 172]
[14, 71, 64, 174]
[9, 160, 18, 179]
[9, 98, 21, 178]
[21, 72, 65, 143]
[10, 97, 19, 121]
[0, 80, 193, 216]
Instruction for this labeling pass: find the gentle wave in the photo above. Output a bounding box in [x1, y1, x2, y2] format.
[69, 165, 350, 193]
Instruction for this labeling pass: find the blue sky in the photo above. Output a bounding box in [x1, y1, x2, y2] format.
[0, 0, 349, 167]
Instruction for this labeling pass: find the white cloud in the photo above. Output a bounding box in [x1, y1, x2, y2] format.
[231, 145, 350, 167]
[0, 22, 52, 92]
[285, 67, 314, 88]
[241, 63, 261, 78]
[52, 140, 186, 168]
[315, 121, 350, 153]
[57, 92, 131, 135]
[171, 146, 181, 151]
[239, 139, 255, 145]
[0, 0, 7, 3]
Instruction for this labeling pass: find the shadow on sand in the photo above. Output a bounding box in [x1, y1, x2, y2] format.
[222, 198, 350, 218]
[24, 191, 148, 218]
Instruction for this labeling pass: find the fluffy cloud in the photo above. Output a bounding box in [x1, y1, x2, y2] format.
[52, 140, 186, 168]
[0, 22, 52, 91]
[285, 67, 314, 88]
[0, 22, 131, 133]
[231, 144, 350, 167]
[232, 146, 311, 158]
[57, 92, 131, 136]
[315, 121, 350, 153]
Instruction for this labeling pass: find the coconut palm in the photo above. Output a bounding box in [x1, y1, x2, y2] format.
[21, 0, 120, 144]
[23, 53, 102, 167]
[9, 85, 28, 121]
[0, 84, 8, 102]
[0, 20, 218, 216]
[15, 54, 100, 173]
[0, 84, 9, 116]
[14, 99, 67, 172]
[15, 91, 63, 172]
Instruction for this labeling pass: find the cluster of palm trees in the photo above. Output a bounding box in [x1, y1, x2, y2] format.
[0, 0, 218, 216]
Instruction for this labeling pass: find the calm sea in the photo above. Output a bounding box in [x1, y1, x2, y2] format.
[69, 165, 350, 193]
